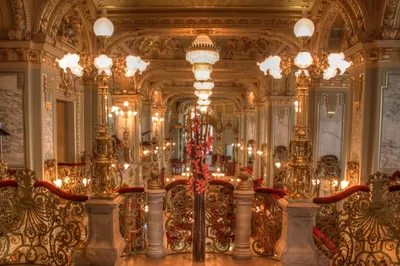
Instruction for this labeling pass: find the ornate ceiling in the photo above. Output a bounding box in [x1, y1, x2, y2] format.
[1, 0, 398, 113]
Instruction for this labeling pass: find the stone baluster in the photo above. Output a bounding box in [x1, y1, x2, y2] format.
[232, 169, 254, 260]
[145, 167, 166, 259]
[275, 198, 328, 266]
[73, 195, 127, 266]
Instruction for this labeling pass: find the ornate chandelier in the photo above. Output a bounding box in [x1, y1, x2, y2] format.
[257, 15, 352, 199]
[56, 12, 150, 197]
[186, 33, 220, 111]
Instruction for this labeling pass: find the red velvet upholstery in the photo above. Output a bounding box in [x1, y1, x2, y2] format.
[118, 187, 145, 194]
[34, 181, 89, 202]
[313, 185, 370, 204]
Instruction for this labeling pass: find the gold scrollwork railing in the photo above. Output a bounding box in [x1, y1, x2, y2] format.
[313, 172, 400, 265]
[205, 180, 235, 253]
[57, 162, 89, 194]
[164, 180, 193, 253]
[251, 188, 286, 257]
[0, 170, 88, 266]
[119, 187, 148, 256]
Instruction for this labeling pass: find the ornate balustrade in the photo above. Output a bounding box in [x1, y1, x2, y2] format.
[118, 187, 148, 256]
[164, 180, 193, 253]
[164, 179, 235, 254]
[220, 162, 236, 176]
[56, 162, 89, 194]
[0, 170, 88, 266]
[205, 180, 235, 253]
[313, 172, 400, 265]
[251, 188, 286, 257]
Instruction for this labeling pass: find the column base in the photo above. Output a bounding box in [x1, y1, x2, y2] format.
[73, 195, 127, 266]
[276, 199, 325, 266]
[145, 244, 166, 259]
[232, 243, 253, 260]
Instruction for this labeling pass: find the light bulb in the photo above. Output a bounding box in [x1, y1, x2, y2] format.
[108, 113, 112, 117]
[128, 110, 133, 116]
[257, 55, 282, 79]
[123, 101, 129, 107]
[193, 64, 212, 81]
[53, 179, 62, 188]
[195, 90, 212, 100]
[340, 180, 350, 190]
[275, 162, 281, 168]
[124, 163, 129, 170]
[56, 53, 83, 77]
[94, 54, 113, 76]
[294, 18, 315, 38]
[133, 111, 138, 116]
[294, 51, 313, 68]
[200, 105, 208, 112]
[197, 99, 211, 106]
[194, 81, 214, 90]
[93, 17, 114, 37]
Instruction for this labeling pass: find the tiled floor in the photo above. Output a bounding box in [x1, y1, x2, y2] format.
[126, 253, 281, 265]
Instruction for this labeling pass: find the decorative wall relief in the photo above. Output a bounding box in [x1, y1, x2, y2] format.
[346, 161, 360, 185]
[43, 108, 54, 161]
[273, 108, 290, 148]
[0, 73, 25, 167]
[8, 0, 31, 40]
[379, 72, 400, 169]
[350, 74, 364, 163]
[316, 93, 345, 164]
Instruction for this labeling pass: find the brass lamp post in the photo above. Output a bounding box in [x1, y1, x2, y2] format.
[56, 11, 149, 197]
[257, 15, 351, 199]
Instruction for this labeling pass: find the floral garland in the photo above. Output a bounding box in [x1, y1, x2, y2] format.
[186, 110, 213, 194]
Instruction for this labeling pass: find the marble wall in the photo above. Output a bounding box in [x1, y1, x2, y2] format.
[379, 73, 400, 169]
[316, 93, 345, 161]
[0, 73, 25, 166]
[350, 74, 364, 164]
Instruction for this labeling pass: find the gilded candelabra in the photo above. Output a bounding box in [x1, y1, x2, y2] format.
[56, 11, 149, 197]
[257, 15, 351, 199]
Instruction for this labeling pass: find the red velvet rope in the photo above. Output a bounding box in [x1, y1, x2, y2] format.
[244, 167, 253, 175]
[0, 179, 18, 188]
[165, 179, 189, 191]
[57, 162, 87, 167]
[389, 184, 400, 192]
[209, 179, 235, 191]
[118, 187, 145, 194]
[391, 170, 400, 181]
[313, 185, 370, 204]
[255, 187, 287, 199]
[34, 181, 89, 202]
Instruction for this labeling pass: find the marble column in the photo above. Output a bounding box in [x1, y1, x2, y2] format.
[275, 199, 326, 266]
[145, 188, 166, 259]
[132, 96, 142, 186]
[232, 173, 254, 260]
[73, 196, 127, 266]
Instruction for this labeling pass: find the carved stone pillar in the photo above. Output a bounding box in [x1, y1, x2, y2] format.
[73, 196, 127, 266]
[275, 198, 325, 266]
[232, 169, 254, 260]
[145, 183, 166, 259]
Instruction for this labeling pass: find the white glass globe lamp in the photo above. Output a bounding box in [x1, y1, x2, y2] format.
[294, 18, 315, 38]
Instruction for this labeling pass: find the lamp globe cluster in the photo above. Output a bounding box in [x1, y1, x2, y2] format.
[186, 33, 220, 111]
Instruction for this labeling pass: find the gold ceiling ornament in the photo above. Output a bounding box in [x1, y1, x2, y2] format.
[56, 11, 150, 197]
[257, 14, 352, 200]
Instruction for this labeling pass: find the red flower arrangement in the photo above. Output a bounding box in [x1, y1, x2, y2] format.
[186, 108, 213, 194]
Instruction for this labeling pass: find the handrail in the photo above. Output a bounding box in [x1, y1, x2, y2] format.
[255, 187, 287, 199]
[388, 184, 400, 192]
[165, 179, 189, 191]
[118, 187, 145, 194]
[209, 179, 234, 190]
[0, 179, 18, 188]
[57, 162, 87, 167]
[34, 181, 89, 202]
[313, 185, 370, 204]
